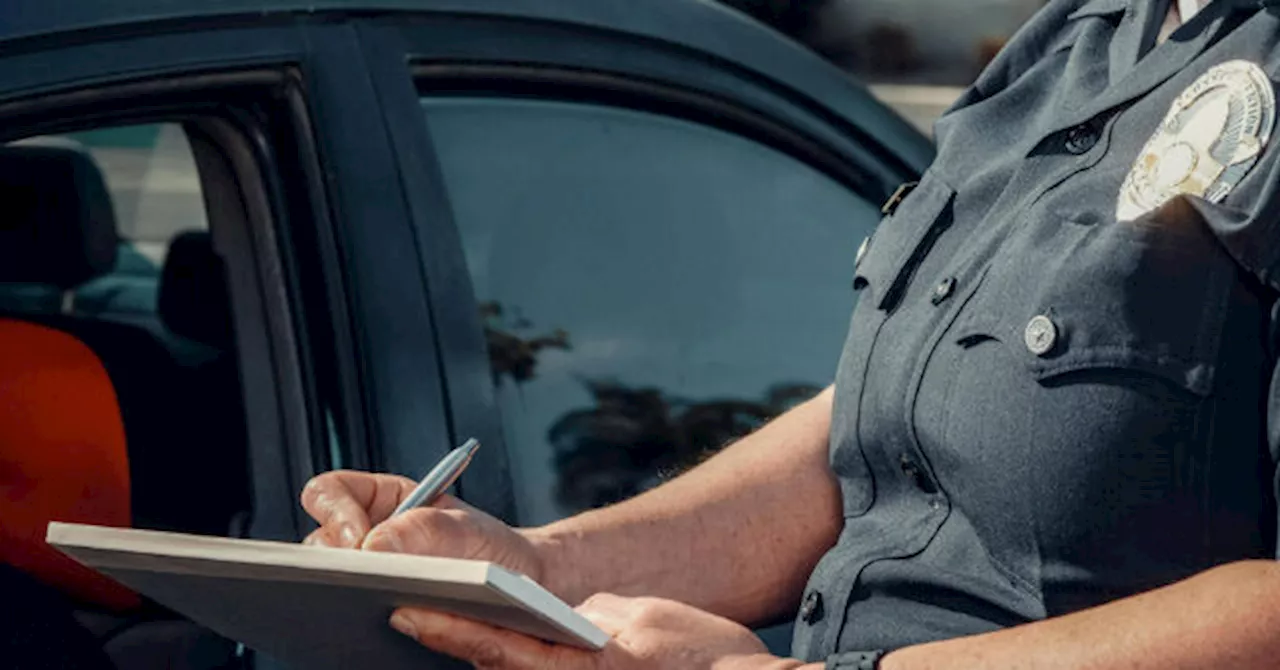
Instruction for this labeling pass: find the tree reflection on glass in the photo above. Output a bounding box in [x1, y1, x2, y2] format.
[478, 301, 822, 515]
[547, 381, 823, 512]
[481, 301, 571, 386]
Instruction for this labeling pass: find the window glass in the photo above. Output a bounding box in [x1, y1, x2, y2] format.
[8, 124, 208, 321]
[422, 97, 881, 526]
[1, 115, 271, 666]
[1, 122, 249, 538]
[69, 124, 210, 264]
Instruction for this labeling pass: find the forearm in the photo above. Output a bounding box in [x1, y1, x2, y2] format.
[525, 386, 842, 625]
[881, 560, 1280, 669]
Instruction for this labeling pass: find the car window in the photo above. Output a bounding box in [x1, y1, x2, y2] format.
[2, 120, 247, 534]
[5, 124, 208, 323]
[421, 97, 881, 526]
[71, 124, 210, 263]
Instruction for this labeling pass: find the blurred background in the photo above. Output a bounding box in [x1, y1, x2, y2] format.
[724, 0, 1050, 134]
[65, 0, 1051, 260]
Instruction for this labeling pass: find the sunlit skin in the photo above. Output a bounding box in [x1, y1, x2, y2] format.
[299, 3, 1280, 669]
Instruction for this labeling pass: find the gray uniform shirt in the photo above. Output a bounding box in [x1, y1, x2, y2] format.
[795, 0, 1280, 666]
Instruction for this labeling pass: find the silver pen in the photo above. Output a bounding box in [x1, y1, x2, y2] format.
[391, 438, 481, 517]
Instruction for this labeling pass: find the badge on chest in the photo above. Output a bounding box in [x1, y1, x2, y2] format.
[1117, 60, 1276, 221]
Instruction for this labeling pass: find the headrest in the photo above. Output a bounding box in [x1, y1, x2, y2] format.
[0, 144, 118, 288]
[158, 231, 234, 348]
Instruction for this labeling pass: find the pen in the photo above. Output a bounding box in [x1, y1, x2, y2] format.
[391, 438, 481, 517]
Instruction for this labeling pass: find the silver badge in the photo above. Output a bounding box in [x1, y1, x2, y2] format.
[1117, 60, 1276, 221]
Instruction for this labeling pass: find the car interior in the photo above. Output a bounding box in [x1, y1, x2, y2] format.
[0, 131, 253, 669]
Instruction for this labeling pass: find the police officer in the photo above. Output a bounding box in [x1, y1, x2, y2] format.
[302, 0, 1280, 667]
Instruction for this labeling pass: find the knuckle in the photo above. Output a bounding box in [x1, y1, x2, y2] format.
[374, 511, 452, 553]
[631, 599, 671, 626]
[413, 509, 466, 541]
[300, 476, 329, 506]
[469, 639, 507, 669]
[582, 592, 620, 611]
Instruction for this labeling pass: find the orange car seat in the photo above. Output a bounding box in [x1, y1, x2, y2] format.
[0, 144, 139, 612]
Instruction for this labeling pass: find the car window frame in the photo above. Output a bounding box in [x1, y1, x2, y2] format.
[0, 25, 359, 544]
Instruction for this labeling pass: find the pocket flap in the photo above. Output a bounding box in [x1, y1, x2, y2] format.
[953, 217, 1233, 397]
[960, 307, 1218, 397]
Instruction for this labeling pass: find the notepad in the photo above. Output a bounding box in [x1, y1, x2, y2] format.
[47, 522, 609, 669]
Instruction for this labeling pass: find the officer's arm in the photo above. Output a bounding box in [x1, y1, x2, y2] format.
[877, 560, 1280, 669]
[529, 386, 843, 627]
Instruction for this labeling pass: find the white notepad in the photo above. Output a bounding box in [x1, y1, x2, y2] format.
[47, 522, 609, 668]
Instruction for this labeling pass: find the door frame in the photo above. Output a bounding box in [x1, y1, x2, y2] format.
[0, 18, 428, 542]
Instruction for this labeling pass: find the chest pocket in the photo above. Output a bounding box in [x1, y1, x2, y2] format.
[856, 171, 956, 311]
[929, 198, 1248, 595]
[952, 197, 1234, 397]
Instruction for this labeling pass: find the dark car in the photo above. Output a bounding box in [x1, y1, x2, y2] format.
[0, 0, 932, 668]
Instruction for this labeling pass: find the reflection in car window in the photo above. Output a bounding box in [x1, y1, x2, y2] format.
[422, 97, 881, 526]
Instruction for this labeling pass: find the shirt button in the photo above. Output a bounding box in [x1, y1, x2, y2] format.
[1065, 123, 1100, 155]
[799, 590, 825, 624]
[1024, 315, 1059, 356]
[931, 277, 957, 305]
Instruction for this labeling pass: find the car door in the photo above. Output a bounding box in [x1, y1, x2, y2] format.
[0, 7, 469, 668]
[349, 0, 933, 657]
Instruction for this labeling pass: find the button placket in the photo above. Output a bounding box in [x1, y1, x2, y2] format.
[821, 261, 989, 656]
[812, 195, 978, 659]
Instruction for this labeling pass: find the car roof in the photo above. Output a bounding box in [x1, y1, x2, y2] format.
[0, 0, 934, 173]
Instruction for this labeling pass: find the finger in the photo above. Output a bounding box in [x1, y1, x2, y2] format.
[299, 477, 371, 548]
[301, 471, 418, 525]
[362, 505, 474, 556]
[302, 529, 334, 547]
[390, 608, 592, 670]
[300, 472, 415, 547]
[303, 525, 355, 549]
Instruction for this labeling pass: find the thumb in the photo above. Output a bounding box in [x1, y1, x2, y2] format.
[390, 609, 597, 670]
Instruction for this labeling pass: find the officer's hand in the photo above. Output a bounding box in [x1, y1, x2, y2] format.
[300, 471, 415, 548]
[299, 470, 547, 586]
[388, 593, 800, 670]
